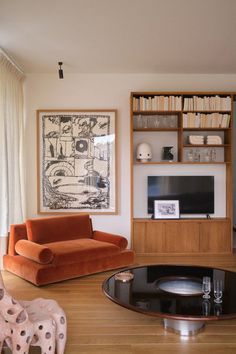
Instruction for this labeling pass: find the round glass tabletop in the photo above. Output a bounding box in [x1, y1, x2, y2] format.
[103, 264, 236, 321]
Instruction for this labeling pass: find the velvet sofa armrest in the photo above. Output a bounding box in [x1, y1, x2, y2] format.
[15, 240, 54, 264]
[92, 230, 128, 251]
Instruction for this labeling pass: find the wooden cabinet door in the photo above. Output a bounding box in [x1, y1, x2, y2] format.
[164, 222, 200, 253]
[133, 222, 146, 253]
[199, 221, 231, 253]
[145, 222, 165, 253]
[133, 221, 165, 253]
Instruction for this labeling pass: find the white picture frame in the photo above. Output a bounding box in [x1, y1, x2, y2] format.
[154, 200, 180, 219]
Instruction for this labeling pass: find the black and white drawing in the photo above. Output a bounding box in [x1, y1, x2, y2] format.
[37, 110, 116, 213]
[154, 200, 179, 219]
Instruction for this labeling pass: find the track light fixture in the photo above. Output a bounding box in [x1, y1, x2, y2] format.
[58, 61, 64, 79]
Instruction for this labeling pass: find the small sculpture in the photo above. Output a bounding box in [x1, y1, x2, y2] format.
[136, 143, 152, 162]
[162, 146, 174, 161]
[0, 272, 67, 354]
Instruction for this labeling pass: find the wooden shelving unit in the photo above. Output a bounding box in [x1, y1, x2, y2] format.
[130, 91, 235, 255]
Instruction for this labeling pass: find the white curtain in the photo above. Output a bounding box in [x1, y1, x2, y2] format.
[0, 53, 25, 253]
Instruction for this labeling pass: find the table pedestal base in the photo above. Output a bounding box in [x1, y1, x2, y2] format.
[163, 319, 205, 336]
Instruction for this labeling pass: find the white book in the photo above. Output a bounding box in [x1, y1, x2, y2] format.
[154, 96, 158, 110]
[216, 113, 221, 128]
[218, 114, 223, 128]
[226, 114, 231, 127]
[168, 96, 171, 110]
[226, 96, 231, 110]
[189, 113, 193, 127]
[183, 114, 188, 128]
[171, 96, 175, 110]
[215, 96, 221, 110]
[164, 96, 168, 111]
[177, 96, 182, 110]
[144, 97, 148, 111]
[211, 113, 216, 128]
[193, 96, 197, 110]
[159, 96, 165, 110]
[157, 96, 160, 111]
[148, 97, 152, 111]
[194, 114, 200, 128]
[151, 97, 155, 111]
[140, 97, 143, 111]
[141, 97, 145, 111]
[221, 114, 228, 128]
[184, 98, 188, 111]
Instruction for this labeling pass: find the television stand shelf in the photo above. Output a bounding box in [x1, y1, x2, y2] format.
[133, 218, 231, 255]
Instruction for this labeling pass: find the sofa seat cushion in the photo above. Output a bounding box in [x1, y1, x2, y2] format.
[45, 238, 120, 265]
[26, 214, 92, 244]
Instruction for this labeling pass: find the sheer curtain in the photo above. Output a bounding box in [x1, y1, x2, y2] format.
[0, 52, 25, 264]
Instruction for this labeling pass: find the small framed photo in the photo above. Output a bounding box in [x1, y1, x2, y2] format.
[154, 200, 180, 219]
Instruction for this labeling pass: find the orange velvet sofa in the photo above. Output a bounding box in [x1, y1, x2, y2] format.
[3, 214, 135, 286]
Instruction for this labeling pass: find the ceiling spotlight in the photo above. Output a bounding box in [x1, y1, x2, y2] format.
[58, 61, 64, 79]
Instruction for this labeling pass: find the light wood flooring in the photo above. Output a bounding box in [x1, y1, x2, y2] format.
[2, 254, 236, 354]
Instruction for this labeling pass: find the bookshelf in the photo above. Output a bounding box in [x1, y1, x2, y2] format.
[132, 93, 232, 164]
[130, 91, 235, 255]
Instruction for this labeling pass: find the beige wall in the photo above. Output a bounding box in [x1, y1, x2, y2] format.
[24, 73, 236, 244]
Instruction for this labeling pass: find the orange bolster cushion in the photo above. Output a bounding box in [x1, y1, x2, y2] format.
[92, 230, 128, 250]
[15, 240, 54, 264]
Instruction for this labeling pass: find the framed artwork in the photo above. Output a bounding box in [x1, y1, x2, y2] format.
[37, 110, 117, 214]
[154, 200, 180, 219]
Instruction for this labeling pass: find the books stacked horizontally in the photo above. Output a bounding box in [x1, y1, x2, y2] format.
[183, 113, 230, 128]
[189, 135, 204, 145]
[183, 96, 231, 111]
[133, 96, 182, 111]
[206, 135, 222, 145]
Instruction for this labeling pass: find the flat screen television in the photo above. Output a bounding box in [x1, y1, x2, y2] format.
[148, 176, 214, 215]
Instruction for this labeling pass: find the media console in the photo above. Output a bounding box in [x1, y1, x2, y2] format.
[133, 217, 231, 254]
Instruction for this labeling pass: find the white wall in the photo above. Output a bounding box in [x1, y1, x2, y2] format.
[24, 73, 236, 244]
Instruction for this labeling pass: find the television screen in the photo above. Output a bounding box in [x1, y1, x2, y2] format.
[148, 176, 214, 215]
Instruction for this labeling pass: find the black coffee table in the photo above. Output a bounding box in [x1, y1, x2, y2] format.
[102, 264, 236, 336]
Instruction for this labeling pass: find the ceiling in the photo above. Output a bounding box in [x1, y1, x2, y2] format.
[1, 0, 236, 74]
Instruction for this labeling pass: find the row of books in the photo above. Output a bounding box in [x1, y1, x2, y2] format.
[133, 96, 182, 111]
[183, 96, 231, 111]
[183, 113, 230, 128]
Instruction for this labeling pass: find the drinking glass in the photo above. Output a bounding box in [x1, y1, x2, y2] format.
[142, 116, 148, 129]
[202, 276, 211, 299]
[202, 300, 211, 316]
[214, 279, 223, 303]
[153, 115, 160, 128]
[169, 115, 177, 128]
[193, 149, 200, 162]
[214, 303, 222, 316]
[136, 115, 142, 129]
[210, 148, 216, 162]
[147, 116, 155, 128]
[187, 149, 194, 162]
[204, 149, 211, 162]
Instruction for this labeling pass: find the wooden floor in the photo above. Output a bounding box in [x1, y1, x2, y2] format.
[2, 254, 236, 354]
